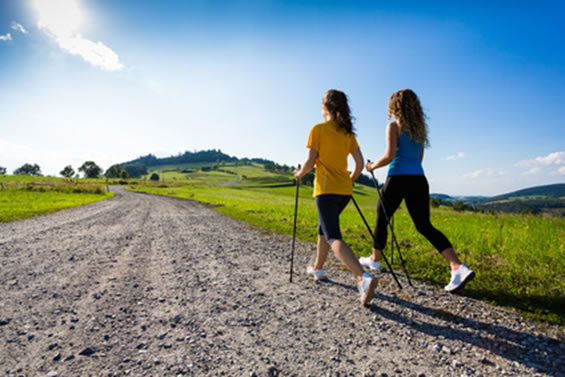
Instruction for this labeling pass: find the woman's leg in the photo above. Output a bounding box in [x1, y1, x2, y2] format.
[316, 195, 365, 281]
[404, 176, 461, 268]
[314, 234, 330, 270]
[438, 247, 462, 269]
[371, 177, 404, 262]
[332, 240, 365, 281]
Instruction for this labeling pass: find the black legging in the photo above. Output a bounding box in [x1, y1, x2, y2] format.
[373, 175, 452, 252]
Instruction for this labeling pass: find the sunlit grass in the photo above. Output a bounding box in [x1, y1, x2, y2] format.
[0, 175, 114, 222]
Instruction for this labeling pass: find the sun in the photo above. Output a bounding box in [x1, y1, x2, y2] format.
[33, 0, 85, 38]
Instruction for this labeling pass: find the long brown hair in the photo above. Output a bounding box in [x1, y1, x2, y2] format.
[388, 89, 429, 147]
[323, 89, 355, 135]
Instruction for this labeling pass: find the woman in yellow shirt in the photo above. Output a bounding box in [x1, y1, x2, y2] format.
[294, 89, 378, 306]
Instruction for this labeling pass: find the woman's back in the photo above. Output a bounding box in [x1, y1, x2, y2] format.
[308, 120, 359, 196]
[388, 132, 424, 176]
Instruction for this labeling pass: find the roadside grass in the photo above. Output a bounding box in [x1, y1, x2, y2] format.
[130, 177, 565, 326]
[0, 175, 114, 222]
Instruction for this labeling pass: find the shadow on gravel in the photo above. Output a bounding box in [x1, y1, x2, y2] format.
[319, 278, 357, 293]
[368, 293, 563, 376]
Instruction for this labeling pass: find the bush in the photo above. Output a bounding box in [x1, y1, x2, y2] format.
[150, 173, 160, 181]
[453, 201, 474, 212]
[430, 197, 441, 208]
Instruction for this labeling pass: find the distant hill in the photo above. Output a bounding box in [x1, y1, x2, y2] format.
[122, 149, 240, 167]
[481, 183, 565, 203]
[433, 184, 565, 216]
[118, 149, 276, 177]
[429, 194, 487, 202]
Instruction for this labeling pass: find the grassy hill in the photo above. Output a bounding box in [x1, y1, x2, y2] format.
[477, 184, 565, 216]
[484, 183, 565, 201]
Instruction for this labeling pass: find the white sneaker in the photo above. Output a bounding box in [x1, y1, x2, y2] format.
[444, 264, 475, 293]
[358, 272, 378, 306]
[307, 265, 326, 281]
[359, 256, 381, 271]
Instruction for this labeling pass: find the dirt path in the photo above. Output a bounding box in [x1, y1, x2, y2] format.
[218, 175, 242, 186]
[0, 187, 563, 377]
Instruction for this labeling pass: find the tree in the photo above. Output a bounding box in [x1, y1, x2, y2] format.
[105, 164, 128, 178]
[150, 173, 160, 181]
[14, 163, 42, 176]
[78, 161, 102, 178]
[120, 170, 129, 179]
[122, 163, 147, 178]
[0, 166, 6, 175]
[60, 165, 75, 178]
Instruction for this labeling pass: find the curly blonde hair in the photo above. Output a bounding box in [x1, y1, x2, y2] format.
[388, 89, 429, 148]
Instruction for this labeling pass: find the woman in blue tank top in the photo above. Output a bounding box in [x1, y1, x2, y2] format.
[361, 89, 475, 293]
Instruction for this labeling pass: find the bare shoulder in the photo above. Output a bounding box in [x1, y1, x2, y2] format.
[387, 121, 400, 136]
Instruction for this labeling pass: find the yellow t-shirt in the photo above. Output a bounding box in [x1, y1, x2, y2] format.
[307, 120, 360, 197]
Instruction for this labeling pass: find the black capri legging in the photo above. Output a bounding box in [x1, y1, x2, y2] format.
[316, 194, 351, 245]
[373, 175, 452, 252]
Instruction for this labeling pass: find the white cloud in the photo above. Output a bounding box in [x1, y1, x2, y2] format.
[516, 151, 565, 167]
[0, 33, 12, 41]
[464, 169, 483, 179]
[57, 35, 123, 71]
[447, 152, 465, 161]
[33, 0, 124, 71]
[521, 167, 540, 176]
[464, 168, 508, 179]
[11, 22, 27, 34]
[551, 166, 565, 176]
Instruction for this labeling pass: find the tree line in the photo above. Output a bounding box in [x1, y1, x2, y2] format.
[0, 161, 142, 179]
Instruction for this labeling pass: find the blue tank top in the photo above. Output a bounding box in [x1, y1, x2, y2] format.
[388, 133, 425, 176]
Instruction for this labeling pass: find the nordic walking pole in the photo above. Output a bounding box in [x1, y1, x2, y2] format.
[290, 164, 301, 283]
[391, 216, 394, 264]
[351, 196, 403, 290]
[368, 163, 413, 287]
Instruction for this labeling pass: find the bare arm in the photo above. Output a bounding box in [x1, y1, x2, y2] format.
[294, 147, 318, 179]
[350, 148, 364, 181]
[366, 122, 399, 172]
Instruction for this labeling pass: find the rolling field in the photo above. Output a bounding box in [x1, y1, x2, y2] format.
[130, 163, 565, 325]
[0, 175, 114, 222]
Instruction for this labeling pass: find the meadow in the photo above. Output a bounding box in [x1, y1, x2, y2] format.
[130, 163, 565, 325]
[0, 175, 114, 222]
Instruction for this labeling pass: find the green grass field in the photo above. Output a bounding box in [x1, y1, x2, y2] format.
[0, 175, 114, 222]
[129, 164, 565, 326]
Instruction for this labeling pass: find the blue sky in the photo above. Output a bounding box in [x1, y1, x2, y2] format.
[0, 0, 564, 196]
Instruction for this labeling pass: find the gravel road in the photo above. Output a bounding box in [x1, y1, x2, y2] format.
[1, 187, 563, 377]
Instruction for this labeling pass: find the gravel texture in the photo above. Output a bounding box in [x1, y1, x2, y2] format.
[0, 187, 563, 377]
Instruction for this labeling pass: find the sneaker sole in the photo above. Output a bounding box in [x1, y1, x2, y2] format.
[362, 277, 379, 306]
[449, 271, 475, 293]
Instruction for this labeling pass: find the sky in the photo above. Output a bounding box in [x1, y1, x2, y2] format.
[0, 0, 564, 196]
